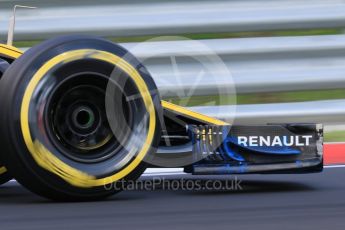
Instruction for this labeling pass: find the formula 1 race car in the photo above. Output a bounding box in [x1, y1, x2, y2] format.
[0, 34, 323, 201]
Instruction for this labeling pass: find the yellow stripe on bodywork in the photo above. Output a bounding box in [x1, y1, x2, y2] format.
[21, 49, 156, 188]
[161, 100, 229, 125]
[0, 44, 22, 59]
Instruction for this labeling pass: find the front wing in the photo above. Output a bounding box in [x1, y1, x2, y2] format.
[159, 101, 323, 175]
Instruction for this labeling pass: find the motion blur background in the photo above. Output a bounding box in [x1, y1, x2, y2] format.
[1, 0, 345, 141]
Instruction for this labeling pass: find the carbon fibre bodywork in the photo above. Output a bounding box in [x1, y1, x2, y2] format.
[159, 103, 323, 174]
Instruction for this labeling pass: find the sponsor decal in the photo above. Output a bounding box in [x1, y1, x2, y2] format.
[237, 135, 313, 147]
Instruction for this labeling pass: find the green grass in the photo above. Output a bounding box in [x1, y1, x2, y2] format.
[325, 131, 345, 142]
[239, 89, 345, 104]
[13, 40, 42, 48]
[14, 28, 344, 47]
[108, 28, 343, 43]
[164, 88, 345, 107]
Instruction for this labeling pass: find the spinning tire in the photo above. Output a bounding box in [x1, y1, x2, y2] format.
[0, 35, 162, 201]
[0, 45, 21, 185]
[0, 59, 11, 185]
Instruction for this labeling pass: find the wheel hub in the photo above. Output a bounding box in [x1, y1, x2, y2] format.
[45, 73, 126, 163]
[72, 106, 95, 129]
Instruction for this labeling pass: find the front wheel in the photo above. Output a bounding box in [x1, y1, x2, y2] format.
[0, 59, 11, 185]
[0, 35, 162, 201]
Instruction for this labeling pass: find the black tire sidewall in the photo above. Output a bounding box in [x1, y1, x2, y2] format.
[0, 58, 12, 185]
[0, 35, 162, 201]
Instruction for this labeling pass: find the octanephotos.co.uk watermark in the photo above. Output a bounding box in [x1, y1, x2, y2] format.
[104, 177, 243, 191]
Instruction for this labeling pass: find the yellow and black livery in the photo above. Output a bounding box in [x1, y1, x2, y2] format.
[0, 36, 323, 201]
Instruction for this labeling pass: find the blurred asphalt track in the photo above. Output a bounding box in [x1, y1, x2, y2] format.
[0, 167, 344, 230]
